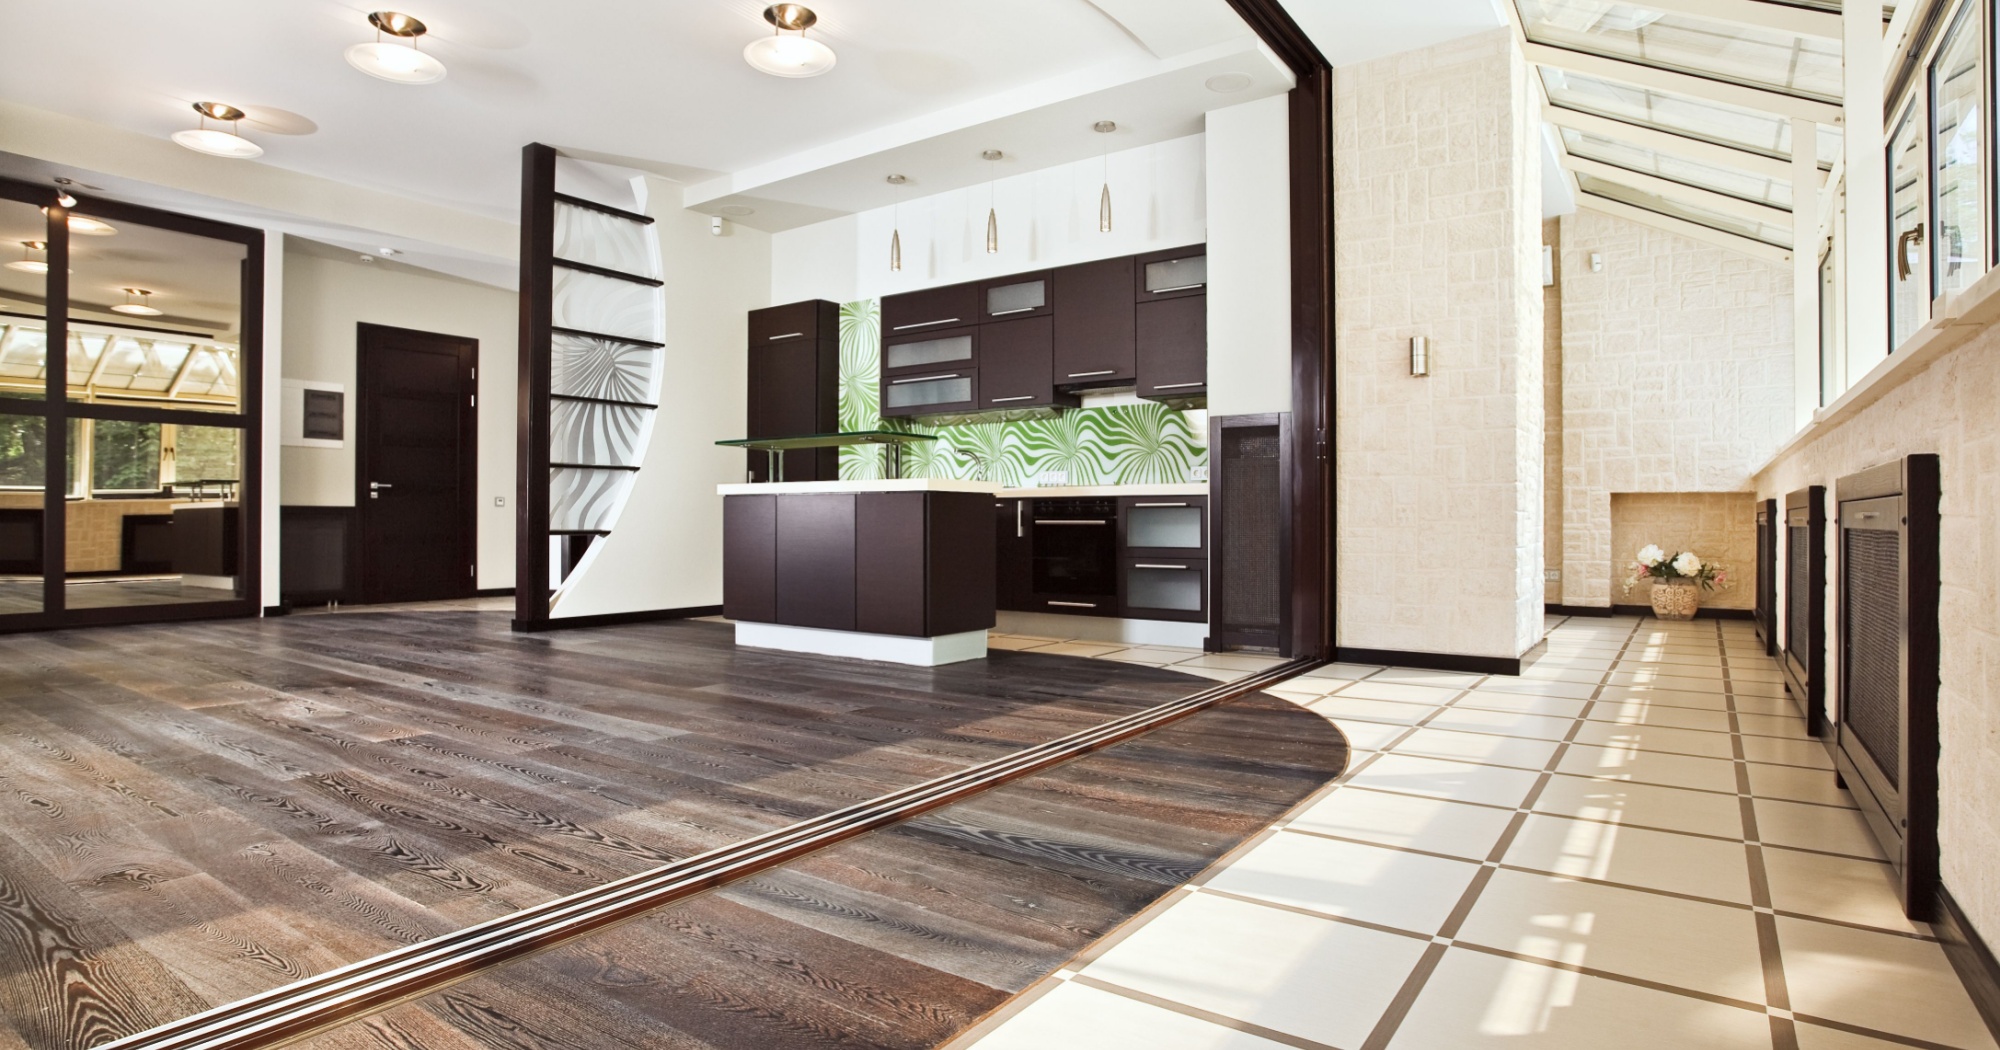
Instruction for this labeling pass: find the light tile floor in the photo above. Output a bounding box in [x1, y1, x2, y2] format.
[959, 616, 1998, 1050]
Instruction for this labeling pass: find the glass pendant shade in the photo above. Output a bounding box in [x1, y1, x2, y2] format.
[743, 34, 836, 77]
[172, 127, 262, 159]
[112, 288, 163, 316]
[1099, 182, 1113, 233]
[889, 228, 902, 272]
[7, 241, 48, 274]
[985, 207, 999, 254]
[346, 40, 447, 83]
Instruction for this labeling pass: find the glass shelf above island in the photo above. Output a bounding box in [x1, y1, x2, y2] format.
[715, 430, 937, 481]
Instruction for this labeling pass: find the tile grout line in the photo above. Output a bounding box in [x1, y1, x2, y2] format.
[1724, 618, 1801, 1050]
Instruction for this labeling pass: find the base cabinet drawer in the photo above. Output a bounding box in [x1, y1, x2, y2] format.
[1120, 496, 1206, 556]
[1120, 557, 1206, 622]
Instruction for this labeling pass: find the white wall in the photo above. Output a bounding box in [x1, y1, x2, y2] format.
[1333, 29, 1544, 660]
[279, 241, 518, 589]
[260, 231, 284, 610]
[550, 180, 773, 619]
[771, 134, 1208, 306]
[1205, 95, 1292, 418]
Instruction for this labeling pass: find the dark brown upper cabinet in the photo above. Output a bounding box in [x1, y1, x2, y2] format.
[1052, 256, 1137, 389]
[746, 300, 839, 482]
[881, 368, 979, 418]
[1136, 244, 1208, 301]
[1136, 296, 1206, 399]
[978, 316, 1078, 411]
[979, 272, 1051, 321]
[882, 324, 979, 376]
[882, 281, 978, 335]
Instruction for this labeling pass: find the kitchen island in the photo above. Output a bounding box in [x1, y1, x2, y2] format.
[719, 479, 999, 666]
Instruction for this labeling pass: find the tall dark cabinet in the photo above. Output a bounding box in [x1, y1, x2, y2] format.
[746, 300, 841, 482]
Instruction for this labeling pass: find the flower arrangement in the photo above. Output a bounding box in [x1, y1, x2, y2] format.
[1623, 544, 1729, 594]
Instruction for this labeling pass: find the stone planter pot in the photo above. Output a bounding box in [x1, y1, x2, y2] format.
[1649, 579, 1699, 621]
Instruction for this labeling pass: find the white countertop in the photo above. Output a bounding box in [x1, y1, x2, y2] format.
[718, 480, 1209, 498]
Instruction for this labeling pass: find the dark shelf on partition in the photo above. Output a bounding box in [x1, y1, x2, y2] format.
[552, 258, 665, 287]
[549, 462, 642, 472]
[549, 529, 613, 536]
[551, 326, 666, 349]
[552, 192, 655, 225]
[549, 393, 660, 410]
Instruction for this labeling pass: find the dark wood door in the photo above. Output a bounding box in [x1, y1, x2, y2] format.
[356, 323, 478, 604]
[1136, 296, 1207, 398]
[996, 498, 1033, 612]
[775, 493, 856, 631]
[747, 336, 835, 482]
[722, 495, 776, 623]
[980, 316, 1072, 410]
[882, 281, 978, 335]
[1052, 256, 1136, 387]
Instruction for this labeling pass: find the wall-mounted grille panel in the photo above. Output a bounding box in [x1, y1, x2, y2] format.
[1210, 414, 1289, 653]
[1787, 527, 1809, 663]
[1843, 527, 1903, 787]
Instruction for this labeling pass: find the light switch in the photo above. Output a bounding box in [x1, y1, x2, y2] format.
[494, 496, 507, 507]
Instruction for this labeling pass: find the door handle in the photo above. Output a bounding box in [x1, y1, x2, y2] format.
[1017, 500, 1024, 539]
[1034, 520, 1108, 526]
[1151, 382, 1204, 390]
[1047, 600, 1098, 609]
[766, 332, 804, 341]
[370, 481, 392, 499]
[989, 307, 1037, 316]
[989, 395, 1036, 403]
[1066, 370, 1116, 378]
[1148, 283, 1205, 294]
[1134, 502, 1190, 508]
[1134, 564, 1192, 570]
[890, 373, 963, 384]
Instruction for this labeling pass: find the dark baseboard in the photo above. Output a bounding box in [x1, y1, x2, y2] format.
[1938, 884, 2000, 1043]
[512, 605, 723, 633]
[1334, 646, 1521, 677]
[1545, 603, 1614, 618]
[1611, 604, 1754, 620]
[475, 587, 515, 598]
[262, 603, 291, 617]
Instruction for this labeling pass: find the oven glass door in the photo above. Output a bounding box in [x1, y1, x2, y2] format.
[1031, 516, 1117, 597]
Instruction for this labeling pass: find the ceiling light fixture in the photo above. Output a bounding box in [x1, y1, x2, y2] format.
[886, 175, 906, 273]
[172, 102, 264, 159]
[51, 180, 77, 209]
[347, 11, 448, 84]
[982, 151, 1002, 255]
[112, 288, 163, 317]
[1094, 121, 1116, 234]
[1205, 72, 1253, 93]
[744, 5, 836, 78]
[42, 209, 117, 236]
[6, 241, 49, 274]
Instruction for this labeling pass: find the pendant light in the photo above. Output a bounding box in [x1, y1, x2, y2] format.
[112, 289, 163, 317]
[982, 150, 1002, 255]
[886, 174, 906, 272]
[6, 241, 48, 274]
[1094, 120, 1116, 233]
[347, 12, 447, 84]
[172, 102, 263, 159]
[744, 5, 836, 78]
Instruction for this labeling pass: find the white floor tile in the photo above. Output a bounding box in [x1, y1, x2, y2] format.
[1753, 800, 1883, 859]
[1475, 678, 1600, 702]
[987, 635, 1055, 651]
[1779, 916, 2000, 1050]
[1517, 665, 1612, 686]
[969, 981, 1294, 1050]
[1569, 720, 1737, 760]
[1396, 726, 1562, 770]
[1586, 699, 1733, 734]
[1555, 742, 1741, 794]
[1301, 663, 1385, 681]
[1502, 813, 1752, 903]
[1326, 719, 1410, 752]
[1761, 849, 1926, 935]
[1342, 753, 1544, 809]
[1311, 695, 1437, 726]
[1204, 832, 1480, 934]
[1098, 647, 1201, 666]
[1455, 870, 1768, 1004]
[1286, 787, 1514, 861]
[1339, 680, 1466, 706]
[1734, 711, 1810, 738]
[1368, 668, 1486, 690]
[1455, 691, 1591, 719]
[1534, 775, 1746, 839]
[1741, 735, 1834, 769]
[1386, 948, 1774, 1050]
[1745, 763, 1854, 808]
[1593, 685, 1732, 711]
[1032, 641, 1130, 658]
[1083, 892, 1427, 1050]
[1426, 706, 1578, 742]
[1173, 653, 1286, 672]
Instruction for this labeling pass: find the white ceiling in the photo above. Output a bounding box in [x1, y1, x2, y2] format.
[1280, 0, 1507, 69]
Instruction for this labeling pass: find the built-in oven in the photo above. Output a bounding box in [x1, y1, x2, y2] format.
[1029, 498, 1117, 615]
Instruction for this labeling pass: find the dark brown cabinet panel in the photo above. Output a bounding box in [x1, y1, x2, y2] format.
[723, 494, 776, 623]
[882, 324, 978, 376]
[856, 492, 927, 637]
[746, 301, 839, 482]
[1120, 557, 1207, 622]
[1136, 296, 1206, 399]
[979, 272, 1051, 321]
[978, 316, 1077, 410]
[775, 494, 856, 631]
[929, 492, 997, 635]
[1052, 256, 1136, 388]
[1135, 245, 1209, 301]
[995, 498, 1034, 612]
[748, 300, 827, 344]
[881, 368, 979, 418]
[882, 282, 978, 335]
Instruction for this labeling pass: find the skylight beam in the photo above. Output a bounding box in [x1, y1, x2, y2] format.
[1563, 154, 1793, 224]
[1523, 42, 1844, 123]
[1579, 191, 1794, 261]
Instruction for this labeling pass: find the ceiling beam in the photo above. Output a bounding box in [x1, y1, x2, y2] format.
[1563, 154, 1792, 227]
[1542, 105, 1798, 182]
[1522, 42, 1845, 124]
[1633, 0, 1843, 40]
[1578, 193, 1794, 262]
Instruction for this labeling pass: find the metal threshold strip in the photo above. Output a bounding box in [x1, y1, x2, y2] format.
[100, 655, 1323, 1050]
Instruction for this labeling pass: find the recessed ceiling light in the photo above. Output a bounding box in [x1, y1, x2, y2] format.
[1205, 72, 1254, 93]
[347, 11, 448, 84]
[172, 101, 264, 159]
[6, 241, 49, 274]
[981, 149, 1003, 161]
[885, 174, 907, 185]
[111, 288, 163, 316]
[379, 247, 402, 256]
[717, 204, 756, 216]
[744, 4, 836, 78]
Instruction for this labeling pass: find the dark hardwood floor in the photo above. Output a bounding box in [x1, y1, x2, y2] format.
[0, 611, 1345, 1050]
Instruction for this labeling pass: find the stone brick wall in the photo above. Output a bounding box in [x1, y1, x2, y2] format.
[1755, 330, 2000, 944]
[1543, 220, 1563, 605]
[1334, 29, 1544, 659]
[1608, 492, 1755, 610]
[1558, 208, 1794, 608]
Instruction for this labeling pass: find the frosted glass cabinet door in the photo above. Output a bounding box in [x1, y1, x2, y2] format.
[1121, 497, 1206, 555]
[1121, 559, 1206, 621]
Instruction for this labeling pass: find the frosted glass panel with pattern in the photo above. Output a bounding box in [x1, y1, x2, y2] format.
[553, 268, 663, 344]
[551, 400, 646, 467]
[554, 202, 659, 279]
[550, 467, 635, 533]
[551, 333, 657, 404]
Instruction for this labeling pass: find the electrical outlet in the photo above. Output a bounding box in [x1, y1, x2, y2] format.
[494, 496, 507, 507]
[1035, 470, 1069, 487]
[1544, 569, 1561, 581]
[1190, 465, 1209, 482]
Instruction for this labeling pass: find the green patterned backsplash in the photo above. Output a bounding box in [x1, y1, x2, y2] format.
[836, 300, 1207, 487]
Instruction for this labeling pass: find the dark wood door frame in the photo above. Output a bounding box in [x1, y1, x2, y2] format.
[355, 322, 480, 604]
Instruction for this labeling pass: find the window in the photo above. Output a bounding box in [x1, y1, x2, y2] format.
[1819, 248, 1840, 406]
[1888, 101, 1929, 351]
[1930, 1, 1984, 301]
[1576, 173, 1793, 247]
[89, 419, 161, 493]
[1516, 0, 1841, 102]
[1560, 127, 1792, 208]
[0, 415, 43, 487]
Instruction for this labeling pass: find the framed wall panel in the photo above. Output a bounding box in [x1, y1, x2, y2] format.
[1783, 485, 1828, 736]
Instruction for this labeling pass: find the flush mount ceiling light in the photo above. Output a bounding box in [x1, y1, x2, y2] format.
[718, 204, 756, 216]
[112, 288, 163, 317]
[41, 208, 117, 236]
[347, 11, 448, 84]
[6, 241, 49, 274]
[744, 5, 836, 78]
[1204, 72, 1253, 93]
[172, 102, 264, 159]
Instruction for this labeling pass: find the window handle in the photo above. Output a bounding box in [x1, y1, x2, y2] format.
[1896, 225, 1925, 280]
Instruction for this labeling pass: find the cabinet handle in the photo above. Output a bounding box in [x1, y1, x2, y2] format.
[1133, 502, 1190, 508]
[766, 332, 804, 341]
[1148, 283, 1205, 294]
[1151, 382, 1204, 390]
[989, 307, 1037, 316]
[1035, 520, 1108, 526]
[1047, 601, 1098, 608]
[1133, 564, 1192, 570]
[989, 395, 1036, 403]
[1017, 500, 1024, 538]
[890, 373, 963, 384]
[891, 317, 962, 331]
[1066, 370, 1116, 378]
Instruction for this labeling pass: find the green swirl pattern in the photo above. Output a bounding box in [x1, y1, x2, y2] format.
[836, 299, 1207, 484]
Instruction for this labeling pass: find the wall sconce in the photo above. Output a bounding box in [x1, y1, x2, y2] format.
[1589, 251, 1604, 273]
[1410, 336, 1431, 377]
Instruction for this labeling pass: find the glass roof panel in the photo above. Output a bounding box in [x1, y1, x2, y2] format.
[1542, 67, 1799, 158]
[1577, 172, 1794, 247]
[1516, 0, 1842, 102]
[1561, 127, 1793, 208]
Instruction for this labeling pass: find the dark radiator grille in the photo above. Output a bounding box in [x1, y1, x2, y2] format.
[1843, 527, 1903, 788]
[1787, 525, 1809, 663]
[1218, 427, 1281, 631]
[1755, 517, 1772, 628]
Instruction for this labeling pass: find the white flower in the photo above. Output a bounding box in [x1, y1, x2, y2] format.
[1672, 551, 1702, 576]
[1637, 544, 1665, 568]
